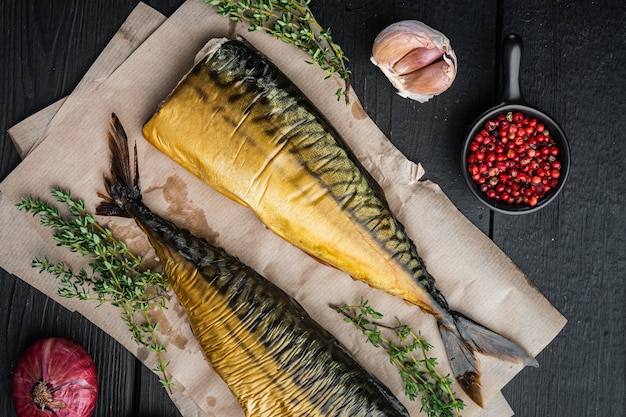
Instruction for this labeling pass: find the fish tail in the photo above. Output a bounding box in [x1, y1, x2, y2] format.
[438, 311, 539, 408]
[96, 113, 142, 218]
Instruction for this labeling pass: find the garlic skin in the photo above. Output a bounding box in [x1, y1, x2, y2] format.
[371, 20, 458, 103]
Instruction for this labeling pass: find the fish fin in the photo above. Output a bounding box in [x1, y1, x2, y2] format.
[439, 311, 538, 408]
[438, 321, 483, 407]
[95, 200, 132, 218]
[96, 113, 142, 218]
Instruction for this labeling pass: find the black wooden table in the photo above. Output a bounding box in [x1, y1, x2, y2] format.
[1, 1, 624, 416]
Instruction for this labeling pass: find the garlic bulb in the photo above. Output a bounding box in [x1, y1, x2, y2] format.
[371, 20, 458, 103]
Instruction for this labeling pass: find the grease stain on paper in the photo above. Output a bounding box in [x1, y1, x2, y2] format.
[137, 346, 149, 362]
[205, 396, 217, 417]
[108, 221, 160, 269]
[351, 98, 367, 120]
[172, 298, 187, 319]
[145, 175, 219, 243]
[149, 308, 189, 350]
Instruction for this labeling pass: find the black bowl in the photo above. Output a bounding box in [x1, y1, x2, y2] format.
[462, 34, 570, 214]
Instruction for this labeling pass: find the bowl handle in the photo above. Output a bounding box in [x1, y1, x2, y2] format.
[501, 33, 525, 104]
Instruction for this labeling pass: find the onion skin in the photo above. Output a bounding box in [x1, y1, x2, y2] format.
[12, 337, 98, 417]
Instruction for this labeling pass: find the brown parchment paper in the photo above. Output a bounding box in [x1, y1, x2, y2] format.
[0, 1, 567, 416]
[7, 2, 167, 158]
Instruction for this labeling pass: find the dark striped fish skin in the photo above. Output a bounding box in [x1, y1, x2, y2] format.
[143, 38, 539, 407]
[212, 39, 444, 301]
[97, 114, 410, 417]
[145, 38, 449, 318]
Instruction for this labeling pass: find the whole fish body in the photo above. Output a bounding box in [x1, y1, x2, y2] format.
[142, 38, 538, 407]
[98, 115, 410, 417]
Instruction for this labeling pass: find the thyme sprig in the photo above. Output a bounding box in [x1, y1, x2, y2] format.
[17, 188, 174, 392]
[206, 0, 351, 100]
[338, 298, 465, 417]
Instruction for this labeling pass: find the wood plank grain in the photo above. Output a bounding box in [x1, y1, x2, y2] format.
[496, 1, 626, 416]
[0, 275, 137, 416]
[135, 364, 184, 417]
[0, 1, 184, 416]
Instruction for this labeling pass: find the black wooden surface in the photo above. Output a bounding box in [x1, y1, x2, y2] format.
[1, 1, 624, 416]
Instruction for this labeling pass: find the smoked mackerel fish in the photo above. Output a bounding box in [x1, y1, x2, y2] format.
[98, 114, 410, 417]
[142, 38, 538, 407]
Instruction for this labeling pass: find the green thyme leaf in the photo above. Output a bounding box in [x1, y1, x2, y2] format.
[18, 188, 174, 392]
[338, 297, 465, 417]
[205, 0, 351, 100]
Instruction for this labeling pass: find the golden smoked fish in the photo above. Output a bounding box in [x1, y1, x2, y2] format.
[142, 38, 538, 407]
[98, 115, 410, 417]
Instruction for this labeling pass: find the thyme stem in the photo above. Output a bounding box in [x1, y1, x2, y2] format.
[206, 0, 351, 101]
[338, 297, 465, 417]
[18, 188, 174, 392]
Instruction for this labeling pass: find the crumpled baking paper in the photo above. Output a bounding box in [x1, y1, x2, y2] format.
[0, 1, 566, 416]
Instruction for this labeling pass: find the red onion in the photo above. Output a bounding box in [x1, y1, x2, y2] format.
[12, 337, 98, 417]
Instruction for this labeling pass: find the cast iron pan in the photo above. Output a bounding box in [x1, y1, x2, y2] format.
[462, 33, 570, 214]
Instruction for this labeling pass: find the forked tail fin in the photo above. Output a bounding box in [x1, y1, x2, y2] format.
[96, 113, 141, 218]
[438, 311, 538, 407]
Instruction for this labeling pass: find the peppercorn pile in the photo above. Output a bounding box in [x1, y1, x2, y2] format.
[466, 111, 563, 207]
